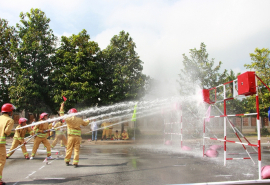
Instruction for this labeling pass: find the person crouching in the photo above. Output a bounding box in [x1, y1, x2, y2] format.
[113, 130, 121, 140]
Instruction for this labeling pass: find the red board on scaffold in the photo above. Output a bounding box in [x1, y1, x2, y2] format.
[202, 89, 215, 104]
[237, 71, 256, 96]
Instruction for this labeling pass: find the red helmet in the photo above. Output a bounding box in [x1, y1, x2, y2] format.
[1, 103, 16, 113]
[68, 108, 77, 114]
[40, 113, 48, 120]
[19, 118, 28, 124]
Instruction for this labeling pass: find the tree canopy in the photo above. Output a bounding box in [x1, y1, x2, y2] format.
[50, 29, 100, 111]
[0, 18, 17, 105]
[0, 8, 148, 117]
[244, 48, 270, 117]
[9, 8, 57, 116]
[178, 42, 227, 95]
[99, 31, 147, 104]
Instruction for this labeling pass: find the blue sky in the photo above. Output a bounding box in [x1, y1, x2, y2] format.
[1, 0, 270, 81]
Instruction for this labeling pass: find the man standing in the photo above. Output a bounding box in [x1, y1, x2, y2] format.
[51, 120, 67, 148]
[0, 103, 15, 185]
[6, 118, 33, 159]
[91, 118, 98, 142]
[30, 113, 53, 160]
[51, 102, 67, 148]
[64, 108, 89, 167]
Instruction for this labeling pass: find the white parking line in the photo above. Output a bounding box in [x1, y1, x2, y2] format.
[39, 166, 45, 170]
[25, 171, 36, 179]
[13, 153, 64, 184]
[243, 173, 254, 176]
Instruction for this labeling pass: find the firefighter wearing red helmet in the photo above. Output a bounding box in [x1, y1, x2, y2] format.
[0, 103, 15, 184]
[64, 108, 89, 167]
[6, 118, 33, 159]
[39, 113, 53, 139]
[68, 108, 77, 114]
[30, 112, 53, 160]
[51, 102, 67, 148]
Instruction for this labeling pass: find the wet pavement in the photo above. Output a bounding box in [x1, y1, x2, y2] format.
[3, 138, 270, 185]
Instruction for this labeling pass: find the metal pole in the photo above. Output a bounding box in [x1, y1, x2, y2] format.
[171, 115, 173, 141]
[164, 118, 165, 144]
[203, 118, 205, 157]
[180, 109, 182, 148]
[224, 85, 227, 166]
[134, 121, 136, 141]
[241, 117, 243, 133]
[256, 75, 262, 180]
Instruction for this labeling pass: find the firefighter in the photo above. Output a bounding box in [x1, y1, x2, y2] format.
[48, 121, 54, 140]
[51, 120, 67, 148]
[101, 118, 110, 140]
[121, 130, 129, 140]
[6, 118, 33, 159]
[108, 118, 113, 139]
[0, 103, 15, 185]
[51, 102, 67, 148]
[64, 108, 89, 167]
[30, 113, 53, 160]
[113, 130, 121, 140]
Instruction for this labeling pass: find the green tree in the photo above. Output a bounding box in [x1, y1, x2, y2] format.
[244, 48, 270, 119]
[100, 30, 147, 104]
[9, 8, 57, 117]
[0, 18, 18, 105]
[178, 42, 227, 95]
[50, 29, 100, 111]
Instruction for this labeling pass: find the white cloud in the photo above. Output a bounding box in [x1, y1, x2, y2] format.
[93, 28, 122, 50]
[91, 0, 270, 80]
[1, 0, 270, 81]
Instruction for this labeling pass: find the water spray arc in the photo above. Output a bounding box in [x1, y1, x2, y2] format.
[16, 98, 173, 131]
[86, 108, 167, 134]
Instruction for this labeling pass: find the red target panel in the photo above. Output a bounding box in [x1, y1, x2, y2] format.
[237, 71, 256, 96]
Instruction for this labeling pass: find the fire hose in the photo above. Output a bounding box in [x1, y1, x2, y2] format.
[7, 124, 68, 154]
[6, 134, 37, 154]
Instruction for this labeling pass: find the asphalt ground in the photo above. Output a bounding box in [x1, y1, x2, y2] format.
[3, 137, 270, 185]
